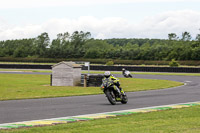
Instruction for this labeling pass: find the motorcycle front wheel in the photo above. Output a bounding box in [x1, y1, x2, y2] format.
[121, 93, 128, 104]
[105, 90, 116, 105]
[129, 74, 133, 78]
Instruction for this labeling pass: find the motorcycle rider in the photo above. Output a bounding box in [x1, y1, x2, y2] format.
[122, 68, 126, 75]
[122, 68, 132, 78]
[103, 71, 125, 96]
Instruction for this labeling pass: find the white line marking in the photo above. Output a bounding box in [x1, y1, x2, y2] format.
[185, 81, 192, 83]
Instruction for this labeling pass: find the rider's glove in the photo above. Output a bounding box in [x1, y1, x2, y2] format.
[113, 80, 118, 84]
[100, 85, 104, 90]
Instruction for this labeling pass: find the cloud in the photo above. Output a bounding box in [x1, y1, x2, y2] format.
[0, 0, 199, 9]
[0, 10, 200, 40]
[137, 10, 200, 38]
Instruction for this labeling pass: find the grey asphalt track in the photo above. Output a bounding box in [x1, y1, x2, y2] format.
[0, 72, 200, 124]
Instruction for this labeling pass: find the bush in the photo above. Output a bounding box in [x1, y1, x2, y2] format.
[1, 57, 200, 66]
[106, 60, 114, 66]
[169, 59, 179, 67]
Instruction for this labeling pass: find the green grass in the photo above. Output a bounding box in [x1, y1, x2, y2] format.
[0, 62, 55, 65]
[0, 69, 52, 73]
[2, 105, 200, 133]
[133, 72, 200, 76]
[0, 74, 183, 101]
[1, 69, 200, 76]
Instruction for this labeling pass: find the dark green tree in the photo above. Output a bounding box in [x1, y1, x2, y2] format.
[33, 32, 50, 57]
[181, 31, 192, 41]
[168, 33, 179, 40]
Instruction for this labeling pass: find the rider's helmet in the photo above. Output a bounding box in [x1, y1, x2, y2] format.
[122, 68, 125, 71]
[104, 71, 111, 78]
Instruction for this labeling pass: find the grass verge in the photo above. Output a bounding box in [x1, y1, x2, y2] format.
[0, 74, 183, 101]
[1, 69, 200, 76]
[2, 105, 200, 133]
[0, 69, 52, 73]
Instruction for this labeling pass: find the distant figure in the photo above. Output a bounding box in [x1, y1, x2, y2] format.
[122, 68, 132, 78]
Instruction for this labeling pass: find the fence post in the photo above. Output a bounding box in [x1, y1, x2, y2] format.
[50, 74, 52, 86]
[84, 74, 87, 87]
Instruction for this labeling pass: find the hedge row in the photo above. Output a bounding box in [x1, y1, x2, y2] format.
[82, 65, 200, 73]
[0, 57, 106, 64]
[1, 64, 199, 73]
[0, 57, 200, 66]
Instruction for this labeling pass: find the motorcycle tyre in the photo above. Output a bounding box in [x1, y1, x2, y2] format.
[105, 90, 116, 105]
[123, 75, 128, 78]
[121, 94, 128, 104]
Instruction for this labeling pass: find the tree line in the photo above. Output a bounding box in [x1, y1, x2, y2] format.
[0, 31, 200, 61]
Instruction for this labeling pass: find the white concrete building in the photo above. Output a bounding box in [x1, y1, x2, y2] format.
[52, 61, 82, 86]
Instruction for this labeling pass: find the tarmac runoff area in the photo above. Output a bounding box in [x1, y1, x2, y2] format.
[0, 101, 200, 130]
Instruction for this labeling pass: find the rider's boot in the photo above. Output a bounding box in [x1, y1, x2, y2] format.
[114, 86, 121, 97]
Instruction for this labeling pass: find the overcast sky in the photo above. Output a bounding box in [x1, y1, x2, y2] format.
[0, 0, 200, 40]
